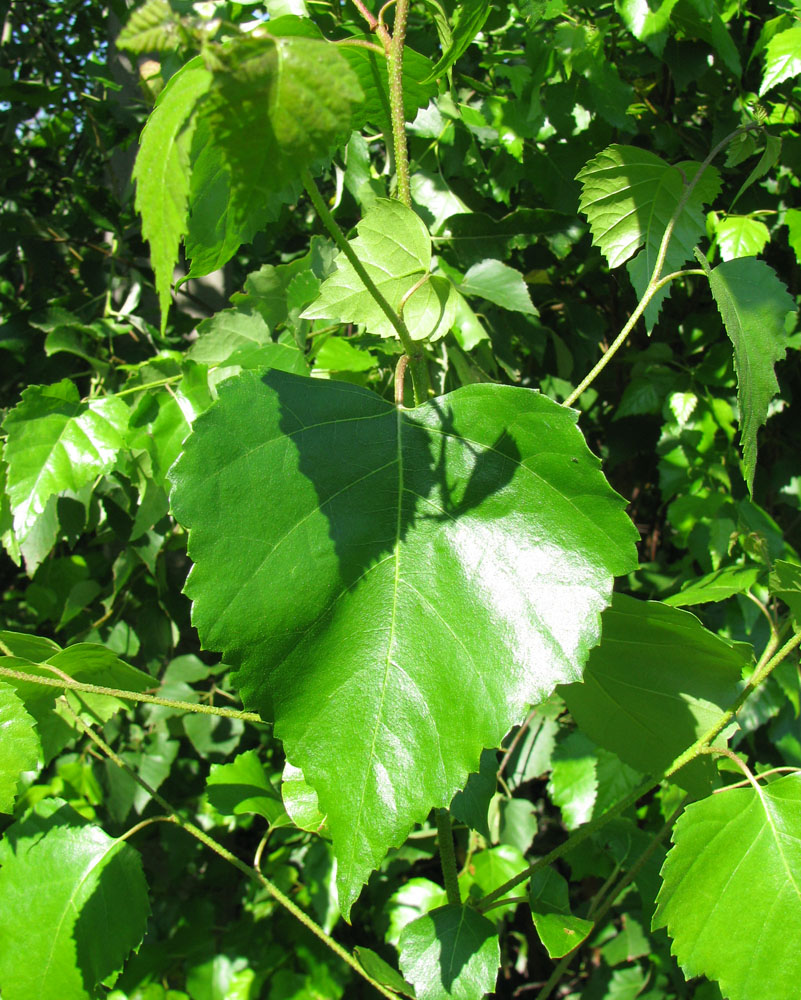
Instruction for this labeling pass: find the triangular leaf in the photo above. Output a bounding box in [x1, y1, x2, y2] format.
[663, 565, 763, 606]
[170, 371, 638, 914]
[2, 380, 130, 544]
[302, 199, 458, 340]
[0, 682, 41, 813]
[654, 774, 801, 1000]
[0, 810, 150, 1000]
[459, 259, 537, 316]
[398, 904, 499, 1000]
[133, 56, 212, 331]
[706, 257, 796, 492]
[560, 595, 748, 793]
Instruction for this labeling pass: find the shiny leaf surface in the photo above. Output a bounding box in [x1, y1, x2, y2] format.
[170, 370, 638, 913]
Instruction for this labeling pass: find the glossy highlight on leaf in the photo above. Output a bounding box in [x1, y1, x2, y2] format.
[170, 370, 638, 914]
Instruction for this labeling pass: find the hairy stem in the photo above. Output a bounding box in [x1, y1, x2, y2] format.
[301, 167, 430, 404]
[388, 0, 412, 207]
[436, 809, 462, 906]
[62, 701, 398, 1000]
[0, 664, 264, 723]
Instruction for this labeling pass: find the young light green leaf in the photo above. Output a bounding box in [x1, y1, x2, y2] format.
[355, 947, 416, 999]
[398, 904, 499, 1000]
[528, 867, 593, 958]
[707, 257, 796, 492]
[188, 308, 307, 375]
[422, 0, 492, 82]
[302, 199, 457, 341]
[2, 380, 130, 543]
[0, 813, 150, 1000]
[560, 595, 748, 793]
[0, 682, 41, 813]
[387, 879, 450, 948]
[654, 774, 801, 1000]
[759, 26, 801, 95]
[282, 761, 328, 834]
[116, 0, 186, 54]
[170, 370, 638, 915]
[663, 565, 764, 607]
[616, 0, 678, 55]
[459, 260, 537, 316]
[547, 730, 599, 829]
[133, 57, 212, 331]
[206, 749, 288, 825]
[714, 215, 770, 261]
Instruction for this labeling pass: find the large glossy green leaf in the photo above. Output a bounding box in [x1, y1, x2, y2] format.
[2, 380, 130, 544]
[707, 257, 796, 492]
[560, 595, 748, 793]
[133, 57, 212, 330]
[0, 808, 150, 1000]
[170, 370, 638, 913]
[0, 682, 41, 813]
[302, 199, 457, 341]
[654, 774, 801, 1000]
[397, 904, 499, 1000]
[759, 26, 801, 95]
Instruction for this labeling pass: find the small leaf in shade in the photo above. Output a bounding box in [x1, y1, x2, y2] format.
[170, 370, 638, 914]
[355, 947, 416, 998]
[3, 379, 130, 543]
[663, 565, 763, 607]
[398, 904, 500, 1000]
[302, 199, 457, 341]
[769, 559, 801, 626]
[529, 867, 593, 958]
[459, 260, 537, 315]
[560, 595, 748, 793]
[654, 774, 801, 1000]
[133, 57, 212, 330]
[206, 749, 288, 825]
[0, 682, 41, 813]
[0, 808, 150, 1000]
[449, 748, 498, 839]
[707, 257, 796, 492]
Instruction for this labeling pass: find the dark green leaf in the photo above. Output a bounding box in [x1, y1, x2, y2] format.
[423, 0, 492, 83]
[560, 595, 748, 793]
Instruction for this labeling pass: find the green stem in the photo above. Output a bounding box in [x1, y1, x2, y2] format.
[436, 809, 461, 906]
[300, 167, 430, 404]
[62, 701, 398, 1000]
[563, 122, 763, 410]
[0, 664, 264, 723]
[476, 627, 801, 913]
[388, 0, 412, 208]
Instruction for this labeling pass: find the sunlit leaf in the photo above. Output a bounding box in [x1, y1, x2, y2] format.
[0, 805, 150, 1000]
[170, 370, 637, 913]
[0, 682, 41, 814]
[714, 215, 770, 261]
[759, 26, 801, 95]
[528, 867, 593, 958]
[654, 774, 801, 1000]
[707, 257, 796, 492]
[423, 0, 492, 82]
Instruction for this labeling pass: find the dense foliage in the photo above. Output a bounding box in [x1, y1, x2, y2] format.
[1, 1, 800, 998]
